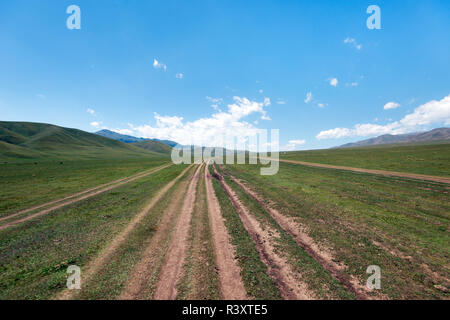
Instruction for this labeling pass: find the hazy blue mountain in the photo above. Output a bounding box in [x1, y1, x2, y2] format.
[337, 127, 450, 148]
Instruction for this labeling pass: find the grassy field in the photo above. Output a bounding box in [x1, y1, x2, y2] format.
[0, 158, 169, 216]
[281, 142, 450, 177]
[220, 161, 450, 299]
[0, 164, 187, 299]
[1, 134, 448, 300]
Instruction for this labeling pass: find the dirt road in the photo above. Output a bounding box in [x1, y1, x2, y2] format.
[0, 163, 172, 231]
[226, 173, 375, 300]
[204, 164, 248, 300]
[153, 164, 203, 300]
[213, 166, 314, 300]
[269, 158, 450, 184]
[55, 165, 192, 300]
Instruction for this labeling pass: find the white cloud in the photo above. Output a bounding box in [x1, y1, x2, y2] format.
[90, 121, 102, 128]
[283, 139, 306, 151]
[317, 103, 328, 108]
[206, 96, 223, 111]
[384, 102, 400, 110]
[175, 73, 184, 79]
[153, 59, 167, 71]
[259, 89, 264, 94]
[115, 96, 272, 147]
[344, 37, 362, 50]
[317, 128, 352, 140]
[276, 99, 286, 105]
[316, 94, 450, 139]
[329, 78, 338, 87]
[304, 92, 313, 103]
[87, 108, 95, 115]
[112, 128, 134, 135]
[289, 139, 306, 145]
[346, 82, 359, 87]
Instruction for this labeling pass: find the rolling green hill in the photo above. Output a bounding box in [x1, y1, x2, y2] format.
[131, 139, 173, 154]
[0, 121, 167, 162]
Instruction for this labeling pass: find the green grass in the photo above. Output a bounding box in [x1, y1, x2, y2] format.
[131, 140, 173, 155]
[210, 166, 281, 300]
[75, 165, 193, 300]
[0, 121, 167, 162]
[0, 158, 169, 217]
[0, 164, 187, 299]
[221, 162, 450, 299]
[219, 169, 355, 299]
[176, 165, 221, 300]
[281, 142, 450, 177]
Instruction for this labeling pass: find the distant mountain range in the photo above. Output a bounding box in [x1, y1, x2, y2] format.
[0, 122, 170, 161]
[96, 129, 179, 148]
[336, 127, 450, 148]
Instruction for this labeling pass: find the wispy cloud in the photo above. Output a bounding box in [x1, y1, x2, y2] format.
[206, 96, 224, 111]
[175, 73, 184, 79]
[36, 93, 46, 99]
[283, 139, 306, 151]
[317, 94, 450, 139]
[344, 37, 362, 50]
[87, 108, 96, 115]
[153, 58, 167, 71]
[276, 99, 286, 105]
[329, 78, 338, 87]
[90, 121, 102, 128]
[304, 92, 313, 103]
[384, 102, 400, 110]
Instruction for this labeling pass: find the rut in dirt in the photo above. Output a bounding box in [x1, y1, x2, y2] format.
[55, 165, 192, 300]
[273, 158, 450, 184]
[204, 163, 248, 300]
[0, 163, 172, 231]
[212, 165, 314, 300]
[119, 165, 196, 299]
[152, 164, 203, 300]
[225, 170, 374, 300]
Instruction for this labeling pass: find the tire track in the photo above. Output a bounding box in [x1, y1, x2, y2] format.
[225, 171, 375, 300]
[204, 162, 248, 300]
[119, 166, 196, 300]
[268, 158, 450, 184]
[55, 165, 192, 300]
[0, 163, 172, 231]
[152, 164, 203, 300]
[212, 165, 314, 300]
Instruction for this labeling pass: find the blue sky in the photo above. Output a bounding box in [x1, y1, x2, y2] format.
[0, 0, 449, 150]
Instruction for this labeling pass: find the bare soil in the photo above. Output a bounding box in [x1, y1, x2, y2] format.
[214, 166, 314, 300]
[227, 173, 382, 300]
[204, 164, 248, 300]
[55, 165, 192, 300]
[119, 167, 195, 299]
[152, 164, 203, 300]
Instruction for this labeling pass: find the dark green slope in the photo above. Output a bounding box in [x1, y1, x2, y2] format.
[131, 139, 172, 154]
[0, 121, 167, 162]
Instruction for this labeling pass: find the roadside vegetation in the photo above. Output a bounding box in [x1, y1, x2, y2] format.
[210, 166, 281, 300]
[0, 165, 187, 299]
[0, 159, 169, 217]
[221, 162, 449, 299]
[281, 142, 450, 177]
